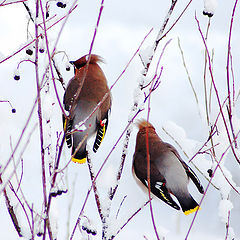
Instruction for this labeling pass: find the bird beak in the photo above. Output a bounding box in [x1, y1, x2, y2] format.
[69, 61, 75, 65]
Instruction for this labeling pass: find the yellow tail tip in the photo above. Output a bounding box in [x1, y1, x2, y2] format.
[71, 157, 87, 164]
[184, 206, 201, 215]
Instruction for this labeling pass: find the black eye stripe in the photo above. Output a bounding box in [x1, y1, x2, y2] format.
[75, 62, 86, 69]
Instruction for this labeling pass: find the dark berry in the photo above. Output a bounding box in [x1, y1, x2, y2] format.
[26, 48, 33, 55]
[207, 169, 213, 177]
[39, 48, 44, 53]
[37, 232, 43, 237]
[46, 11, 49, 19]
[62, 3, 66, 8]
[14, 75, 20, 81]
[12, 108, 16, 113]
[203, 11, 213, 17]
[86, 229, 91, 234]
[66, 66, 70, 71]
[57, 2, 63, 7]
[92, 230, 97, 236]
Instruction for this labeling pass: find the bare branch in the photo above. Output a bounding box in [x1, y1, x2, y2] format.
[195, 13, 240, 164]
[109, 200, 150, 240]
[0, 177, 22, 237]
[0, 0, 27, 6]
[226, 0, 239, 148]
[177, 37, 199, 107]
[185, 130, 240, 239]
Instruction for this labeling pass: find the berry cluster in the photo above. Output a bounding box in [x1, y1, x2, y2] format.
[82, 225, 97, 236]
[56, 2, 66, 8]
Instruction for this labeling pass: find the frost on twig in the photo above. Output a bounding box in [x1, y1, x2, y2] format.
[0, 178, 23, 237]
[42, 81, 55, 174]
[50, 171, 68, 197]
[140, 0, 178, 76]
[81, 217, 97, 236]
[74, 121, 87, 132]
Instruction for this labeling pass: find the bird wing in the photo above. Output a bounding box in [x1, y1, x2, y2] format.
[93, 109, 110, 153]
[148, 179, 180, 210]
[165, 143, 204, 194]
[63, 77, 80, 111]
[183, 164, 204, 194]
[63, 115, 73, 148]
[133, 152, 180, 210]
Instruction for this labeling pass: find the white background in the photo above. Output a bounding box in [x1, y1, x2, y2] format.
[0, 0, 240, 239]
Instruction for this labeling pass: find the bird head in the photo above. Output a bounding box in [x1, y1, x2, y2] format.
[136, 119, 155, 132]
[70, 54, 104, 70]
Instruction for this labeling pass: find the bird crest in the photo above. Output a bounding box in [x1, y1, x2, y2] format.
[71, 54, 104, 69]
[136, 119, 155, 130]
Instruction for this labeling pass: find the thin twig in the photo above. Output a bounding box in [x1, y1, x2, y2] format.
[162, 127, 220, 190]
[0, 5, 77, 65]
[0, 176, 22, 237]
[145, 68, 160, 240]
[141, 0, 178, 76]
[109, 200, 150, 240]
[87, 156, 104, 221]
[71, 27, 158, 240]
[143, 40, 172, 240]
[115, 195, 127, 219]
[0, 100, 15, 112]
[70, 108, 143, 240]
[34, 1, 49, 239]
[110, 39, 171, 202]
[0, 124, 37, 235]
[39, 0, 66, 119]
[195, 13, 240, 164]
[177, 37, 199, 107]
[0, 123, 37, 194]
[225, 210, 231, 240]
[65, 173, 77, 240]
[0, 0, 27, 6]
[185, 134, 238, 239]
[8, 182, 33, 234]
[226, 0, 239, 148]
[203, 18, 211, 126]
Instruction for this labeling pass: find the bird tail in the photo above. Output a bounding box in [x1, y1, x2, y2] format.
[71, 147, 87, 164]
[72, 157, 86, 164]
[177, 194, 200, 215]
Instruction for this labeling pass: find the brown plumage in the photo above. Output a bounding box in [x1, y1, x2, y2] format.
[133, 119, 204, 215]
[63, 54, 111, 164]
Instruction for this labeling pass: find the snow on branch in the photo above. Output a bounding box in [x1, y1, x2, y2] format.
[203, 0, 218, 17]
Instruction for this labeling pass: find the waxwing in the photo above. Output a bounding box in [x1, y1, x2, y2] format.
[132, 120, 204, 215]
[63, 54, 111, 164]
